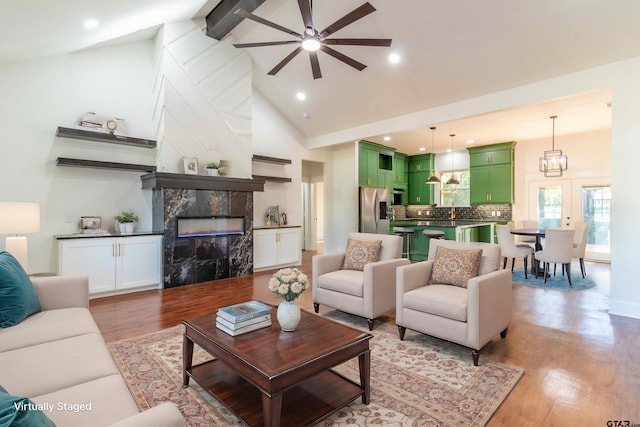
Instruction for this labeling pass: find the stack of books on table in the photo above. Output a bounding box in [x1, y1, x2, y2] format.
[216, 300, 272, 336]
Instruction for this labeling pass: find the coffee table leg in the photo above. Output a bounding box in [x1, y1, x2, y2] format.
[261, 392, 282, 427]
[358, 349, 371, 404]
[183, 333, 194, 388]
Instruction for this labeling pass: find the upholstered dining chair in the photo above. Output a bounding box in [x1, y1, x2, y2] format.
[534, 228, 575, 286]
[395, 239, 512, 366]
[520, 219, 539, 247]
[312, 232, 410, 330]
[496, 224, 534, 278]
[572, 221, 591, 278]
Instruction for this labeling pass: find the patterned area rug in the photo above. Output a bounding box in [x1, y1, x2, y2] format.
[511, 267, 596, 290]
[108, 311, 523, 426]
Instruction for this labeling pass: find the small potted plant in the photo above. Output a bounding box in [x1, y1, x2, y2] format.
[206, 162, 220, 176]
[115, 210, 139, 235]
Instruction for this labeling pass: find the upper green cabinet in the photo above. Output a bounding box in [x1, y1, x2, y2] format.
[407, 153, 435, 205]
[468, 142, 516, 204]
[393, 152, 408, 185]
[358, 141, 394, 189]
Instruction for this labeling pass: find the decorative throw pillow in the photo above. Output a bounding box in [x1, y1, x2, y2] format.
[430, 246, 483, 288]
[0, 251, 42, 328]
[342, 239, 383, 271]
[0, 385, 57, 426]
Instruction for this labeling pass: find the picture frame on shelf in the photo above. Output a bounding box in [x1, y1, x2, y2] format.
[183, 157, 198, 175]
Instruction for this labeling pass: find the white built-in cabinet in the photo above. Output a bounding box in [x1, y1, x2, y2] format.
[253, 227, 302, 272]
[58, 235, 162, 297]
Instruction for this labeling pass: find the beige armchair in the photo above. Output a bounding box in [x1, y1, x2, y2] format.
[313, 232, 410, 330]
[396, 239, 512, 365]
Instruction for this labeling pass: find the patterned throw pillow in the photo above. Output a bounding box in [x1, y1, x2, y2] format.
[342, 239, 383, 271]
[430, 246, 483, 288]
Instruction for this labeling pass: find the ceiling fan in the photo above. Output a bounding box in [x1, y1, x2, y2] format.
[232, 0, 392, 79]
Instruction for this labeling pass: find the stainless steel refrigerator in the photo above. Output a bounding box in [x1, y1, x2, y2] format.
[359, 187, 390, 234]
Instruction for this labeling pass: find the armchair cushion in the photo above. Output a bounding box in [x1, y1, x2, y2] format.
[341, 238, 382, 271]
[404, 284, 468, 322]
[430, 246, 482, 288]
[316, 269, 364, 297]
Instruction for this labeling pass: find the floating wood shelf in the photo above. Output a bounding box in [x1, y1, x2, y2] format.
[252, 175, 292, 183]
[56, 126, 157, 149]
[252, 155, 292, 165]
[56, 157, 156, 173]
[141, 172, 264, 192]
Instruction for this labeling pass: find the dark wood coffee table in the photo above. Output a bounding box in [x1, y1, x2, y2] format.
[182, 304, 372, 427]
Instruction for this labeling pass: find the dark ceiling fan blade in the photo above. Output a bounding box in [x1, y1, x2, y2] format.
[309, 51, 322, 79]
[320, 45, 367, 71]
[319, 2, 376, 38]
[234, 8, 302, 38]
[324, 38, 392, 47]
[268, 47, 304, 75]
[234, 40, 301, 48]
[298, 0, 314, 33]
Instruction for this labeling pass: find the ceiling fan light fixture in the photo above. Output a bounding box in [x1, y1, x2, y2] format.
[301, 37, 321, 51]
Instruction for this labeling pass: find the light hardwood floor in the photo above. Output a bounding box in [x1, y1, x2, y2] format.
[90, 251, 640, 426]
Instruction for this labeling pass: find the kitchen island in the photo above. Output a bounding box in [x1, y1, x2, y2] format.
[389, 220, 497, 262]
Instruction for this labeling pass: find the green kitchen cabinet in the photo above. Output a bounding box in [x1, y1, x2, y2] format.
[358, 141, 394, 189]
[394, 152, 408, 186]
[407, 153, 435, 205]
[358, 146, 379, 187]
[468, 142, 516, 204]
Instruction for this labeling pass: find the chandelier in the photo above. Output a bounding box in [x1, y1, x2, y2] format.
[539, 115, 568, 177]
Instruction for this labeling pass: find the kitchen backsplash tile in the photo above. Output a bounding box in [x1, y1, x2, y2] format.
[394, 204, 512, 221]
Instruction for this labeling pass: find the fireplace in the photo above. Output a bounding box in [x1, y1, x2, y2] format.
[177, 216, 245, 238]
[141, 172, 264, 288]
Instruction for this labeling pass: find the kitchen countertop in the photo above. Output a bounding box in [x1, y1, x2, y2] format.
[390, 220, 497, 228]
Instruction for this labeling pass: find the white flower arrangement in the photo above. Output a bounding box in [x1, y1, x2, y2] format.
[268, 267, 309, 302]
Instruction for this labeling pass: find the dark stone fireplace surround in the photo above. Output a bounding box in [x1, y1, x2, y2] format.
[141, 172, 264, 288]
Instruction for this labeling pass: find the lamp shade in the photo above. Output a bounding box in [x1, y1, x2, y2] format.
[0, 202, 40, 234]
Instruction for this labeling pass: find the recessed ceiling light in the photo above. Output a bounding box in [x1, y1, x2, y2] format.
[296, 92, 306, 101]
[388, 53, 400, 64]
[419, 147, 426, 151]
[302, 113, 310, 119]
[83, 19, 99, 29]
[467, 139, 474, 144]
[383, 136, 391, 141]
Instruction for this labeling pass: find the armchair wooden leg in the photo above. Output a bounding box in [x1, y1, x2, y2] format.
[511, 258, 515, 271]
[397, 326, 406, 340]
[367, 319, 374, 331]
[313, 303, 319, 313]
[502, 257, 507, 269]
[472, 350, 479, 366]
[500, 327, 508, 339]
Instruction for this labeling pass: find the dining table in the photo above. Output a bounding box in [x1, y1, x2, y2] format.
[510, 227, 546, 276]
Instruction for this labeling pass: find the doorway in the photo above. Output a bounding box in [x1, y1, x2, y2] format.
[529, 178, 611, 262]
[301, 160, 325, 253]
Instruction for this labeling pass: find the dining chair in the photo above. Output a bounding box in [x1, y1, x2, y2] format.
[572, 221, 591, 278]
[520, 219, 538, 247]
[496, 225, 534, 278]
[534, 229, 575, 286]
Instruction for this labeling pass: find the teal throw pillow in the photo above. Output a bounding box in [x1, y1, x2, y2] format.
[0, 251, 42, 328]
[0, 385, 57, 426]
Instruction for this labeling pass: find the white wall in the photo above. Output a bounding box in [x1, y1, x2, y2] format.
[0, 41, 156, 274]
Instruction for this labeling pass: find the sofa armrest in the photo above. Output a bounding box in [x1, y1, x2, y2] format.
[362, 258, 411, 318]
[395, 260, 434, 325]
[312, 252, 345, 300]
[30, 276, 89, 310]
[466, 269, 512, 349]
[107, 403, 185, 427]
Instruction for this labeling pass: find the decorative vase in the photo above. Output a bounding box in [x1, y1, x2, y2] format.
[118, 222, 134, 234]
[276, 301, 301, 332]
[207, 169, 219, 176]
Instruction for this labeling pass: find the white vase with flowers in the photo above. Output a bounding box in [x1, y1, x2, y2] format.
[268, 267, 308, 331]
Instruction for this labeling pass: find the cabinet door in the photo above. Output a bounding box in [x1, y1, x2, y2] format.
[117, 236, 162, 290]
[487, 163, 513, 203]
[377, 170, 394, 191]
[470, 166, 491, 204]
[408, 172, 434, 204]
[254, 229, 279, 270]
[58, 238, 117, 294]
[277, 228, 301, 266]
[394, 155, 407, 185]
[358, 148, 379, 187]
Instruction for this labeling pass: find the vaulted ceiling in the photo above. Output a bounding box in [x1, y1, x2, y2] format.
[3, 0, 639, 154]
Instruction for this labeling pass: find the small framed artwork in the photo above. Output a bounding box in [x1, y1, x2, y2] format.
[183, 157, 198, 175]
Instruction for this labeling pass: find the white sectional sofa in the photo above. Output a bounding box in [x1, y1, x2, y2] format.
[0, 274, 185, 426]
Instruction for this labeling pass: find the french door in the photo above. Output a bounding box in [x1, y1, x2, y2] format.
[528, 178, 611, 262]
